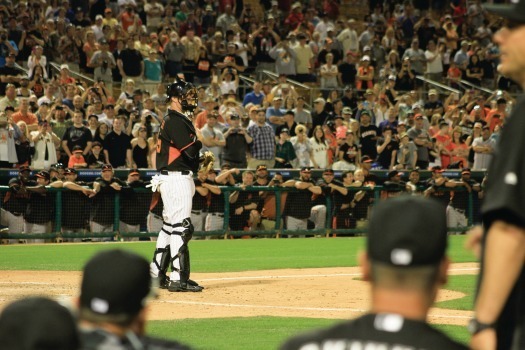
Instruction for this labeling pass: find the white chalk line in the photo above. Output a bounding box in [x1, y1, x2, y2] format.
[157, 300, 472, 320]
[0, 267, 479, 285]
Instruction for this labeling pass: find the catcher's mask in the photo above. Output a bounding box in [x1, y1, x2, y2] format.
[166, 76, 198, 114]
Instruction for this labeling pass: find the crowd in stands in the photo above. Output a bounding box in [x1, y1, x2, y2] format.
[0, 0, 519, 174]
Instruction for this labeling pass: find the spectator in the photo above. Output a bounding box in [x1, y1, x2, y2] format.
[315, 168, 347, 227]
[291, 124, 314, 168]
[117, 37, 144, 89]
[62, 110, 92, 161]
[222, 114, 252, 168]
[247, 108, 275, 169]
[15, 120, 34, 167]
[293, 33, 315, 83]
[0, 83, 19, 112]
[194, 47, 213, 85]
[266, 96, 286, 133]
[425, 40, 444, 82]
[119, 169, 149, 240]
[396, 57, 417, 91]
[217, 42, 246, 73]
[11, 98, 38, 131]
[205, 166, 233, 232]
[68, 145, 87, 169]
[103, 116, 132, 168]
[454, 40, 470, 71]
[424, 165, 457, 211]
[77, 249, 190, 349]
[310, 125, 330, 169]
[448, 127, 468, 169]
[1, 167, 33, 241]
[293, 96, 312, 131]
[276, 110, 298, 139]
[376, 127, 398, 170]
[333, 131, 360, 171]
[131, 126, 150, 168]
[355, 55, 374, 90]
[180, 29, 202, 82]
[251, 24, 279, 80]
[89, 38, 116, 90]
[243, 81, 265, 107]
[30, 121, 59, 170]
[163, 32, 185, 79]
[192, 169, 210, 232]
[215, 4, 237, 35]
[320, 53, 339, 90]
[0, 113, 19, 168]
[408, 115, 432, 169]
[219, 67, 239, 95]
[274, 128, 296, 169]
[466, 53, 484, 87]
[143, 50, 163, 95]
[359, 111, 379, 160]
[269, 38, 297, 76]
[396, 132, 418, 170]
[200, 113, 225, 169]
[472, 126, 495, 171]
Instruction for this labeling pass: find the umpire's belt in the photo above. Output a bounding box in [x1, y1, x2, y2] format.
[160, 170, 192, 176]
[209, 213, 224, 218]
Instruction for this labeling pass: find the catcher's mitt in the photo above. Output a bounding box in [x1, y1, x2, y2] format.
[199, 151, 215, 173]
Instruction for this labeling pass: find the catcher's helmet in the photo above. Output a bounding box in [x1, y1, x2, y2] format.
[166, 76, 198, 114]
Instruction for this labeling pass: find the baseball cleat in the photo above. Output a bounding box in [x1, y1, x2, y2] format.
[187, 279, 204, 289]
[153, 275, 170, 289]
[168, 280, 204, 292]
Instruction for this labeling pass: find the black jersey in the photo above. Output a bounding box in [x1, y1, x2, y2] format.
[25, 189, 55, 224]
[281, 313, 468, 350]
[192, 179, 208, 211]
[120, 180, 150, 226]
[481, 96, 525, 350]
[91, 177, 126, 226]
[80, 328, 191, 350]
[208, 179, 225, 213]
[62, 181, 90, 229]
[283, 178, 317, 219]
[156, 109, 202, 172]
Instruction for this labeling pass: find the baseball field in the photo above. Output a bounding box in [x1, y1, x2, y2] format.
[0, 236, 477, 349]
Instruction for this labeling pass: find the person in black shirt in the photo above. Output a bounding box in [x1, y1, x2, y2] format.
[24, 170, 61, 243]
[61, 167, 95, 242]
[119, 169, 150, 241]
[103, 116, 132, 168]
[359, 111, 379, 160]
[282, 196, 468, 350]
[222, 114, 252, 168]
[446, 168, 480, 230]
[204, 166, 232, 232]
[229, 171, 263, 232]
[395, 57, 416, 91]
[423, 166, 457, 212]
[1, 166, 34, 242]
[376, 127, 399, 170]
[89, 164, 126, 240]
[191, 169, 209, 233]
[61, 110, 93, 159]
[471, 6, 525, 348]
[341, 86, 358, 111]
[117, 37, 144, 85]
[338, 52, 357, 87]
[315, 168, 348, 230]
[281, 167, 322, 233]
[149, 77, 204, 293]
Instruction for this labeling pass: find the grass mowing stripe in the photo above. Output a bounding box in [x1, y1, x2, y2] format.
[147, 317, 469, 350]
[0, 236, 474, 272]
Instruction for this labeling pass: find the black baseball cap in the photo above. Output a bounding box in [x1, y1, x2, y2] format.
[388, 170, 403, 179]
[300, 166, 312, 173]
[323, 168, 334, 175]
[101, 164, 113, 172]
[221, 163, 232, 170]
[64, 167, 77, 175]
[18, 165, 30, 173]
[0, 297, 79, 350]
[368, 196, 448, 267]
[129, 168, 140, 176]
[484, 1, 525, 24]
[461, 168, 471, 175]
[36, 170, 50, 181]
[80, 249, 153, 317]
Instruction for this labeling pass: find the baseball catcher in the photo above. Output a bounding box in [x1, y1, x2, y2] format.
[149, 76, 206, 292]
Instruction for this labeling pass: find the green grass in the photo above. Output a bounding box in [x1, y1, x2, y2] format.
[436, 274, 477, 310]
[147, 317, 470, 350]
[0, 236, 476, 349]
[0, 236, 475, 272]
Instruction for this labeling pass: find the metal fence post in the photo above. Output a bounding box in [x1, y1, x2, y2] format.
[54, 189, 62, 237]
[275, 187, 282, 238]
[114, 193, 120, 239]
[223, 189, 230, 239]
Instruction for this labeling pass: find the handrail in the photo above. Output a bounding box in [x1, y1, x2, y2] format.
[49, 62, 95, 83]
[458, 79, 495, 94]
[416, 75, 461, 95]
[13, 63, 29, 75]
[262, 70, 311, 90]
[239, 74, 256, 86]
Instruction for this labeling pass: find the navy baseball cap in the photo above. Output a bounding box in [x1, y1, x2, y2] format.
[101, 164, 113, 172]
[0, 297, 79, 350]
[484, 0, 525, 24]
[36, 170, 51, 181]
[368, 196, 448, 267]
[64, 167, 77, 175]
[80, 249, 153, 317]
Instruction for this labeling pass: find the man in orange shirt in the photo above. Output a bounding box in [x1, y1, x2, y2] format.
[12, 98, 38, 131]
[485, 98, 507, 131]
[194, 96, 218, 129]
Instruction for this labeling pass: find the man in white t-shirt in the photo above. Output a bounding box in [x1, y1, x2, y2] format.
[424, 40, 443, 82]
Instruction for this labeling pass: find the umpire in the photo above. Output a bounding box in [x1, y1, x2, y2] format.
[281, 196, 468, 350]
[470, 3, 525, 350]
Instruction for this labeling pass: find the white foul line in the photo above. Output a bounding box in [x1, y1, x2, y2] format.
[157, 300, 472, 320]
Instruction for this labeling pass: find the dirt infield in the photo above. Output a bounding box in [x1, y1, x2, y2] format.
[0, 263, 478, 326]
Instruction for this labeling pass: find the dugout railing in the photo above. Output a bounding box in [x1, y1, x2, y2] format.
[0, 185, 480, 242]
